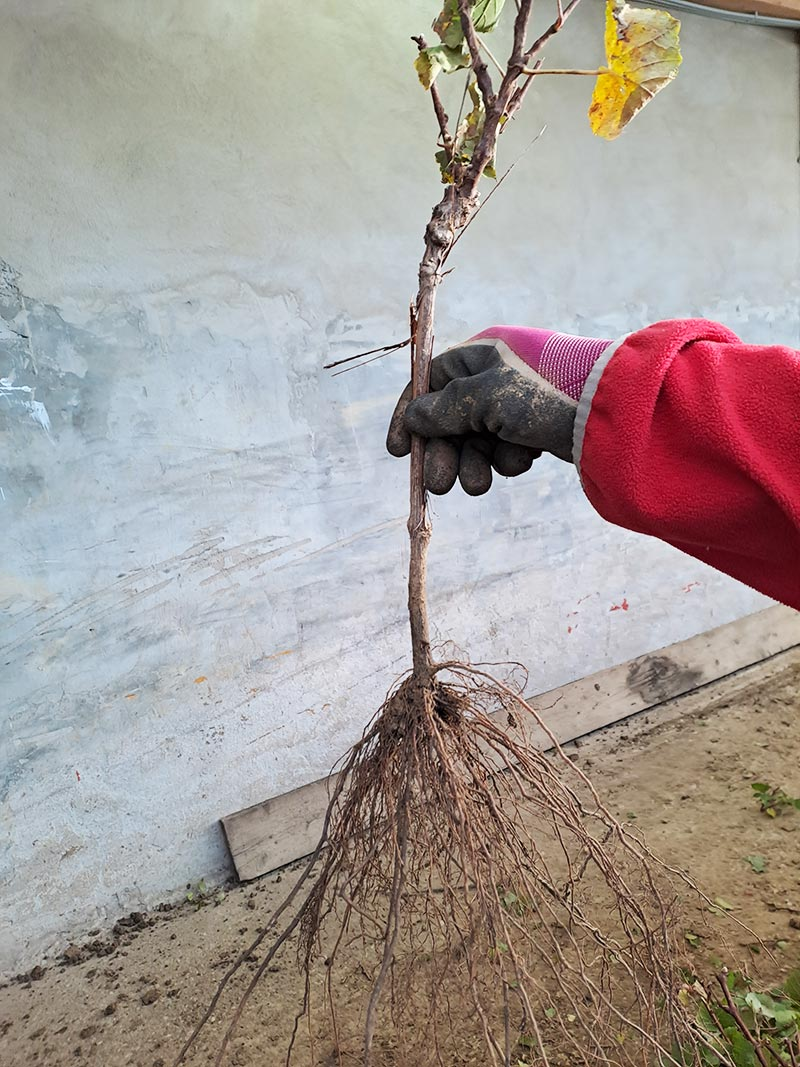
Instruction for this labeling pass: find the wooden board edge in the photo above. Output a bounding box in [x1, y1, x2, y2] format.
[222, 604, 800, 881]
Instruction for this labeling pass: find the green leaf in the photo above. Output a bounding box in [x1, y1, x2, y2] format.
[700, 1051, 721, 1067]
[685, 931, 700, 947]
[745, 855, 766, 874]
[434, 149, 454, 183]
[784, 969, 800, 1006]
[473, 0, 507, 33]
[455, 82, 494, 169]
[744, 991, 798, 1028]
[518, 1034, 535, 1047]
[727, 1030, 758, 1067]
[414, 44, 469, 89]
[433, 0, 507, 49]
[712, 1007, 737, 1031]
[502, 890, 518, 908]
[713, 897, 735, 912]
[433, 0, 464, 48]
[544, 1007, 556, 1020]
[751, 783, 770, 794]
[695, 1002, 716, 1033]
[432, 79, 497, 181]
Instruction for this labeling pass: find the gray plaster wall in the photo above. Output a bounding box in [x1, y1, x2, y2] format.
[1, 0, 797, 974]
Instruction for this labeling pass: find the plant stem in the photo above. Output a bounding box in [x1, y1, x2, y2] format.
[406, 0, 584, 693]
[407, 188, 472, 688]
[406, 1, 543, 691]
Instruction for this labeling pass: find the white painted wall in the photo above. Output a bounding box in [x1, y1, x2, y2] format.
[1, 0, 797, 974]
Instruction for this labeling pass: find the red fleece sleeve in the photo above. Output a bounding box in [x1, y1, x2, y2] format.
[577, 319, 800, 610]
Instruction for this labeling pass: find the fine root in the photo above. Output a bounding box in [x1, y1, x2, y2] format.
[175, 661, 711, 1067]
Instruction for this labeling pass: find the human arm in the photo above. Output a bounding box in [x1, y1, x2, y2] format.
[387, 319, 800, 610]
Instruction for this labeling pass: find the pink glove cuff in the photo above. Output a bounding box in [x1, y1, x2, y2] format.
[471, 326, 612, 402]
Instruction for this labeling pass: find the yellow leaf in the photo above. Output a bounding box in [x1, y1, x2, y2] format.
[589, 1, 682, 141]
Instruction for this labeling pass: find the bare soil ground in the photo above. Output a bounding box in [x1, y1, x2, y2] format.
[2, 652, 799, 1067]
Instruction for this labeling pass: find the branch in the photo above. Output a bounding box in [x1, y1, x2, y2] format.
[715, 974, 772, 1067]
[524, 0, 584, 63]
[448, 124, 547, 256]
[505, 58, 542, 121]
[412, 35, 454, 154]
[478, 36, 506, 78]
[458, 0, 538, 196]
[510, 0, 534, 65]
[504, 0, 586, 121]
[457, 0, 494, 108]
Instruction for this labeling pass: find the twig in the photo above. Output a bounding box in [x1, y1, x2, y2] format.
[411, 35, 454, 154]
[478, 36, 506, 78]
[323, 337, 410, 371]
[524, 0, 584, 62]
[457, 0, 495, 108]
[449, 124, 547, 255]
[504, 0, 587, 124]
[505, 58, 543, 121]
[521, 67, 603, 76]
[716, 973, 772, 1067]
[331, 348, 410, 377]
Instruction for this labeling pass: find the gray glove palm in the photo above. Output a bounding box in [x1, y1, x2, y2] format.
[386, 328, 611, 495]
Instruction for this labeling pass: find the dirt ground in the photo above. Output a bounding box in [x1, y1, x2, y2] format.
[2, 651, 800, 1067]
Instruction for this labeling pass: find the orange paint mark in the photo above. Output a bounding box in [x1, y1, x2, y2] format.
[194, 676, 207, 684]
[124, 693, 138, 700]
[610, 598, 630, 612]
[265, 649, 293, 661]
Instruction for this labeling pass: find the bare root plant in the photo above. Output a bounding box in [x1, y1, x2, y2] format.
[175, 2, 706, 1065]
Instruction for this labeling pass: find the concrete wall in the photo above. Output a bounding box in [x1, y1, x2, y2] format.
[1, 0, 797, 973]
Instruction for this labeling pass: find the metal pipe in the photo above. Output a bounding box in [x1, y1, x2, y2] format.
[649, 0, 799, 29]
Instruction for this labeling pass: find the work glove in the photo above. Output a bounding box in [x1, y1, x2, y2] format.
[386, 326, 612, 495]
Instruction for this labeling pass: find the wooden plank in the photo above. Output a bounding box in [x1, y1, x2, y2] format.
[221, 775, 340, 883]
[697, 0, 800, 20]
[222, 604, 800, 881]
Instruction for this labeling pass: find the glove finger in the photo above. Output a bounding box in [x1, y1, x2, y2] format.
[424, 438, 460, 495]
[459, 436, 493, 497]
[492, 440, 540, 478]
[405, 372, 492, 439]
[386, 380, 413, 457]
